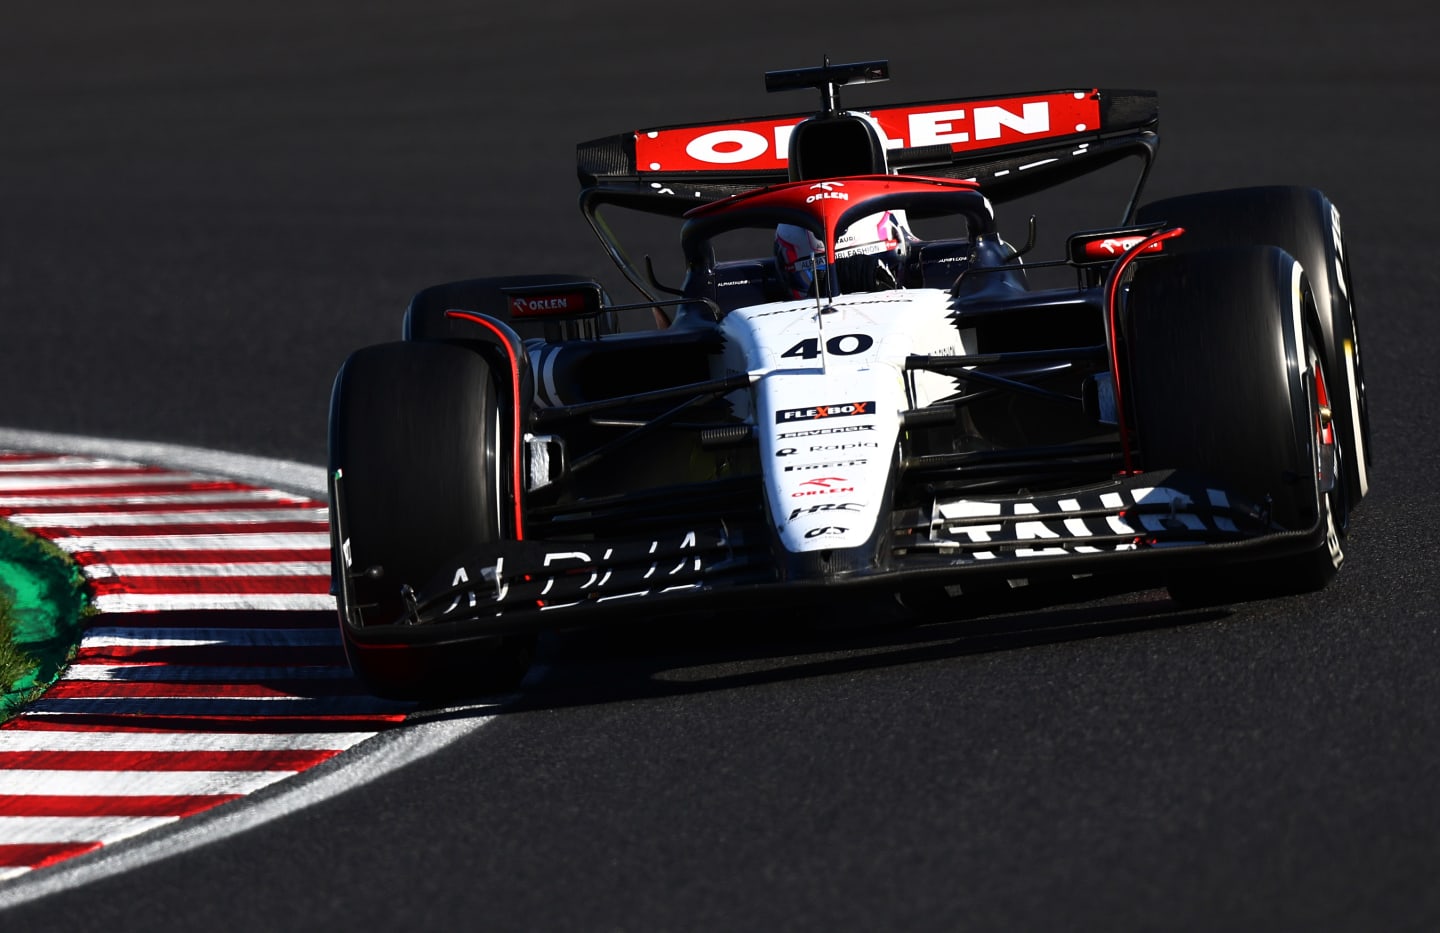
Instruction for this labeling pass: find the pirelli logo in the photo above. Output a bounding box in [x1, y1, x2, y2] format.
[775, 401, 873, 424]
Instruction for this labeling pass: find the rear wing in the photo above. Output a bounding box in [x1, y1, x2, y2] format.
[577, 87, 1159, 216]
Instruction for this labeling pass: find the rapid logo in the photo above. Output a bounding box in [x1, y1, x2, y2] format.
[775, 401, 873, 423]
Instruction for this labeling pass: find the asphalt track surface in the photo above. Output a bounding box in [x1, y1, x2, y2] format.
[1, 2, 1437, 929]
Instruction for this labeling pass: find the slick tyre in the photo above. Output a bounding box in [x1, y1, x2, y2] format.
[1125, 246, 1342, 605]
[1137, 185, 1369, 518]
[328, 340, 534, 698]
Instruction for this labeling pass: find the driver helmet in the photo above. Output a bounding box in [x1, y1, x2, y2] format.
[774, 210, 913, 298]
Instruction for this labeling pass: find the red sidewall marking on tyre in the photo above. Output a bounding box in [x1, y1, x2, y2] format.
[0, 450, 412, 880]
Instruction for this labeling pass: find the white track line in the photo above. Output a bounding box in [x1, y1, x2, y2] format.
[0, 491, 306, 507]
[0, 731, 375, 753]
[91, 594, 337, 612]
[79, 627, 341, 648]
[84, 562, 329, 578]
[0, 770, 299, 797]
[52, 533, 331, 552]
[22, 697, 411, 716]
[0, 473, 210, 492]
[60, 664, 353, 682]
[0, 457, 144, 472]
[0, 817, 179, 847]
[8, 508, 328, 528]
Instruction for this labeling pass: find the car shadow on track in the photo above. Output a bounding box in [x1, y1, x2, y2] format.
[408, 587, 1236, 718]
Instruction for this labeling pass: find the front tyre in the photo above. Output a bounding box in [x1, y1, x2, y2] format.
[328, 340, 534, 699]
[1137, 185, 1370, 516]
[1125, 246, 1340, 605]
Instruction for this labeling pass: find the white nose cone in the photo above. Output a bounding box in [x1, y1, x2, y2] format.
[761, 371, 903, 553]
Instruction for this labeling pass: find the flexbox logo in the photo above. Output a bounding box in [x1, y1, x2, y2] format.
[775, 401, 872, 423]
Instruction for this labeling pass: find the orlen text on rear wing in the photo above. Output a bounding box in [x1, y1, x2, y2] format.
[576, 88, 1159, 220]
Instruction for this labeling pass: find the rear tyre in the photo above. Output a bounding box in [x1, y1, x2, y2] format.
[1137, 185, 1369, 518]
[1125, 246, 1340, 606]
[328, 340, 534, 699]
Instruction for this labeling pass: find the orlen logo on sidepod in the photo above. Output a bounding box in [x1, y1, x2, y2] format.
[775, 401, 872, 424]
[1082, 236, 1165, 258]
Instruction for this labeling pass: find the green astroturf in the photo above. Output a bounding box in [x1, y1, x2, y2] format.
[0, 520, 91, 719]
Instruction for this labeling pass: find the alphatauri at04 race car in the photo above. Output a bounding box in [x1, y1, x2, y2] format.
[329, 60, 1370, 698]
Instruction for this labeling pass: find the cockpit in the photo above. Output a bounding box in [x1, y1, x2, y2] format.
[675, 175, 1000, 318]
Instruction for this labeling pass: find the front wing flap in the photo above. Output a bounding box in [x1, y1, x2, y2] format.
[904, 471, 1278, 562]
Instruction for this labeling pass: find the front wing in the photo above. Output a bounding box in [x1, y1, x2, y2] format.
[336, 469, 1329, 646]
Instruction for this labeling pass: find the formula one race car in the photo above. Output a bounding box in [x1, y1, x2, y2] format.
[328, 59, 1370, 698]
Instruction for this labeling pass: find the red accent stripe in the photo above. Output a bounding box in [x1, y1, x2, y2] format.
[443, 310, 526, 539]
[40, 520, 328, 536]
[1313, 358, 1335, 446]
[71, 548, 332, 565]
[88, 576, 331, 597]
[0, 842, 103, 869]
[0, 480, 290, 499]
[0, 466, 171, 476]
[43, 681, 366, 700]
[74, 645, 348, 666]
[0, 794, 238, 818]
[2, 499, 314, 515]
[3, 714, 405, 732]
[1105, 226, 1186, 474]
[0, 748, 343, 772]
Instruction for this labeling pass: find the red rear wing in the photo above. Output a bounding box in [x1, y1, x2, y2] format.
[578, 88, 1158, 213]
[638, 91, 1101, 174]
